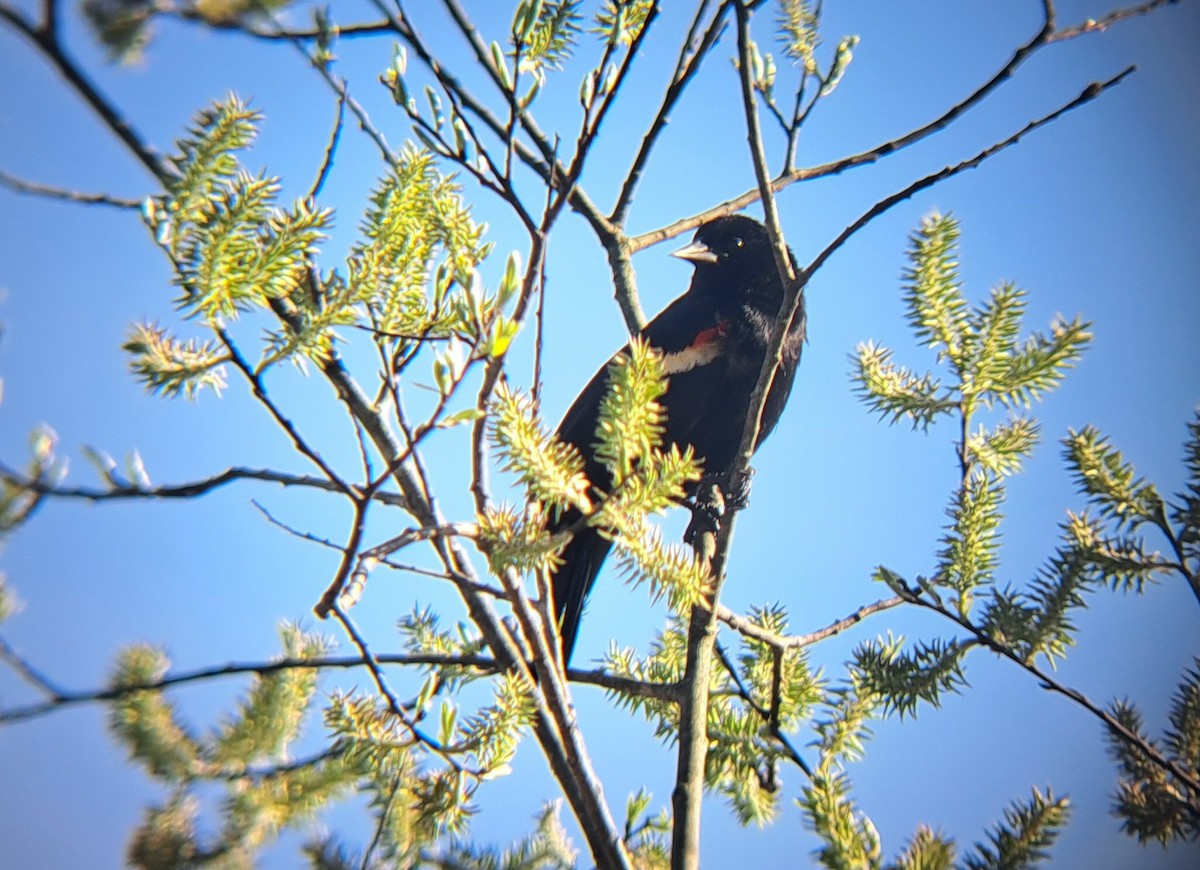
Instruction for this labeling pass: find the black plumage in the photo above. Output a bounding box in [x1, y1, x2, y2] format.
[549, 215, 806, 665]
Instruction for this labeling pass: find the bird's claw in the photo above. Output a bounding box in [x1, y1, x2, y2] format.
[682, 466, 756, 545]
[683, 499, 723, 545]
[702, 467, 755, 511]
[722, 466, 754, 511]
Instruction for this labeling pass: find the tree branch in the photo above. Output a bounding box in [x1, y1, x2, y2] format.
[801, 66, 1136, 283]
[0, 462, 406, 506]
[0, 1, 170, 183]
[628, 0, 1160, 251]
[716, 595, 905, 649]
[0, 647, 678, 725]
[897, 581, 1200, 806]
[0, 168, 141, 208]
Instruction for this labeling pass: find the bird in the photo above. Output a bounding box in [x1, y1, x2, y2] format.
[548, 214, 807, 666]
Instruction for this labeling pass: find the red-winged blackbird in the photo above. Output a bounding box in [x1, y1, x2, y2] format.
[549, 215, 806, 665]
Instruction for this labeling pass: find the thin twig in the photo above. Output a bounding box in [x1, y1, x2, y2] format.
[611, 0, 726, 226]
[0, 462, 404, 506]
[330, 603, 476, 775]
[0, 2, 170, 183]
[716, 595, 906, 649]
[898, 582, 1200, 803]
[0, 634, 65, 699]
[165, 9, 393, 41]
[627, 0, 1164, 252]
[1048, 0, 1178, 42]
[712, 642, 813, 778]
[0, 169, 141, 209]
[308, 90, 346, 201]
[0, 647, 677, 726]
[800, 67, 1136, 283]
[217, 326, 351, 494]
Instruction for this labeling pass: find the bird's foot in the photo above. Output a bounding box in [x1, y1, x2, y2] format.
[683, 497, 723, 546]
[682, 468, 755, 546]
[720, 466, 754, 511]
[698, 467, 754, 510]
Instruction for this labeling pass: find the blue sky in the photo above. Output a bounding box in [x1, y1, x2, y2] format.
[1, 1, 1198, 867]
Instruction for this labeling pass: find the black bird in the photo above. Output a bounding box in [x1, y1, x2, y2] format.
[549, 215, 806, 665]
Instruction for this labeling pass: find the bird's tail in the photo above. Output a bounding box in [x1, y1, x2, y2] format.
[550, 525, 613, 667]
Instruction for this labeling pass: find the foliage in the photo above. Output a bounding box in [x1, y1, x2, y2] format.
[855, 217, 1200, 848]
[109, 624, 361, 867]
[488, 340, 707, 614]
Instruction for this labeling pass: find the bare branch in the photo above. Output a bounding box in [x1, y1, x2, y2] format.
[0, 647, 677, 726]
[165, 9, 393, 41]
[307, 90, 346, 201]
[330, 602, 477, 775]
[1048, 0, 1179, 42]
[896, 580, 1200, 806]
[628, 0, 1159, 251]
[713, 642, 812, 778]
[801, 66, 1136, 282]
[0, 462, 406, 506]
[611, 1, 728, 226]
[0, 1, 170, 183]
[716, 595, 906, 649]
[217, 326, 352, 495]
[0, 168, 141, 209]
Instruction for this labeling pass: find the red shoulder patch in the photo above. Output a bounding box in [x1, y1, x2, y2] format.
[661, 319, 728, 375]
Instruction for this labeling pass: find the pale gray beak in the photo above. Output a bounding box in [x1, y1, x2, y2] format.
[671, 239, 719, 265]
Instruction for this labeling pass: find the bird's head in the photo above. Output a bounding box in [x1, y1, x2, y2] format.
[671, 215, 793, 304]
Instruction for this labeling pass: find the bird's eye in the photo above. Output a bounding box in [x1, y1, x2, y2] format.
[733, 237, 744, 248]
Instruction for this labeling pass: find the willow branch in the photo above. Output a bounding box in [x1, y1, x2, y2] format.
[897, 581, 1200, 804]
[0, 645, 679, 726]
[716, 595, 906, 649]
[628, 0, 1160, 251]
[800, 67, 1135, 283]
[0, 462, 404, 506]
[0, 169, 141, 208]
[0, 1, 169, 183]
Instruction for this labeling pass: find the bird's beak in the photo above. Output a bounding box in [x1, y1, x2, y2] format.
[671, 239, 719, 265]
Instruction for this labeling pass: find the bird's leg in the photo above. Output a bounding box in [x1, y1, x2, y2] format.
[683, 484, 724, 548]
[719, 466, 754, 511]
[681, 466, 756, 545]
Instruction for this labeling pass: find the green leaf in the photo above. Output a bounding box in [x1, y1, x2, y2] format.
[108, 645, 201, 780]
[1063, 426, 1163, 529]
[1167, 660, 1200, 770]
[211, 624, 332, 768]
[854, 634, 969, 719]
[608, 515, 710, 615]
[1066, 510, 1165, 594]
[350, 147, 492, 339]
[515, 1, 582, 72]
[890, 825, 955, 870]
[820, 35, 859, 96]
[981, 315, 1091, 409]
[438, 407, 486, 429]
[966, 417, 1040, 477]
[593, 339, 668, 479]
[934, 473, 1004, 614]
[1169, 413, 1200, 563]
[491, 382, 592, 515]
[902, 213, 969, 371]
[82, 0, 157, 63]
[0, 576, 19, 624]
[960, 788, 1070, 870]
[799, 771, 883, 870]
[595, 0, 653, 46]
[852, 341, 955, 430]
[776, 0, 820, 72]
[164, 95, 260, 249]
